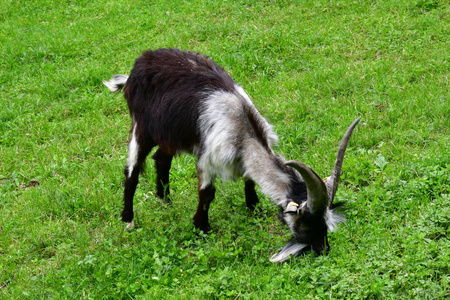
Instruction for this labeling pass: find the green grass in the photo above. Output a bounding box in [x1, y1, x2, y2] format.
[1, 0, 449, 298]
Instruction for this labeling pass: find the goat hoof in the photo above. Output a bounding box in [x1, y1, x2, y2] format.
[196, 228, 212, 237]
[194, 222, 211, 234]
[200, 227, 211, 234]
[126, 220, 135, 229]
[122, 209, 134, 223]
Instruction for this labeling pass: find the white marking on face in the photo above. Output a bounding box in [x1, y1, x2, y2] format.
[127, 124, 139, 178]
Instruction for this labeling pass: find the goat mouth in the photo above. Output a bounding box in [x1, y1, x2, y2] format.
[293, 243, 330, 256]
[290, 235, 331, 255]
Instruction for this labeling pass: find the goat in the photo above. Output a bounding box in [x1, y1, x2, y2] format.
[104, 48, 359, 262]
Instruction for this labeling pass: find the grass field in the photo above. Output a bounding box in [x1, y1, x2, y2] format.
[1, 0, 449, 298]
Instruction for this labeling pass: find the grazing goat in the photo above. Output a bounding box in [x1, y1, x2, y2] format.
[104, 48, 359, 262]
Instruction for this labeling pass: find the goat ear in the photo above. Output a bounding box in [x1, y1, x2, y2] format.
[283, 201, 301, 214]
[269, 239, 309, 263]
[285, 161, 328, 214]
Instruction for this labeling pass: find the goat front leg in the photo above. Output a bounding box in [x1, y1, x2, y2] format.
[193, 168, 215, 233]
[152, 149, 173, 204]
[244, 179, 259, 211]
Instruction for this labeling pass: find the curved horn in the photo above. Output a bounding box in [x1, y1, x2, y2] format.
[325, 118, 360, 206]
[285, 161, 328, 213]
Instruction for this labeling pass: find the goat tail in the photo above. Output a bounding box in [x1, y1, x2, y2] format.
[103, 74, 129, 92]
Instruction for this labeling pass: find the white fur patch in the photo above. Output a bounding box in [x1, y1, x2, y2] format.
[197, 87, 285, 194]
[325, 208, 346, 232]
[197, 89, 252, 188]
[103, 74, 129, 92]
[126, 124, 139, 178]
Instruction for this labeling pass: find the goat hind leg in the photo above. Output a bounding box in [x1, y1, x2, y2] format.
[123, 166, 138, 227]
[122, 126, 153, 228]
[152, 149, 173, 204]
